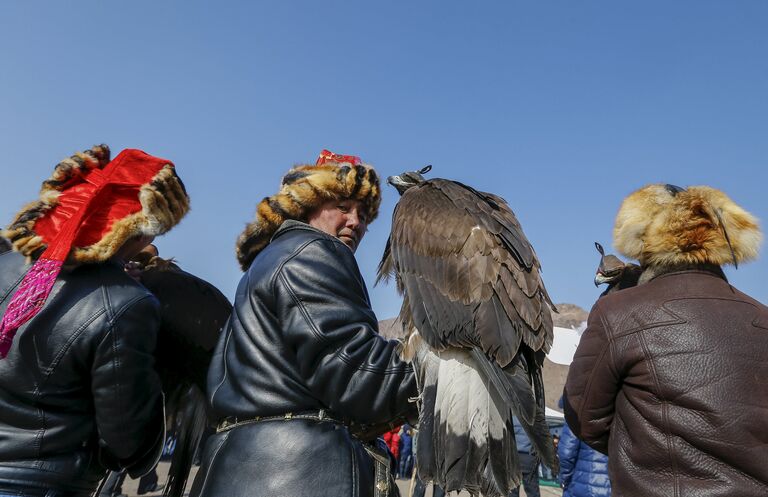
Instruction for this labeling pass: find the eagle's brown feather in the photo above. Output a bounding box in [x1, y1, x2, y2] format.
[380, 179, 554, 367]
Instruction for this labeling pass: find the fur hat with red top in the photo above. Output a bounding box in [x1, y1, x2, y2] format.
[235, 149, 381, 271]
[0, 144, 189, 357]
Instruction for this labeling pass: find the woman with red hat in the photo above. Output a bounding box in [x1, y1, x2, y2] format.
[0, 145, 189, 496]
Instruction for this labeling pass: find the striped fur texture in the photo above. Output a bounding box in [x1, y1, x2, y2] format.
[2, 145, 189, 263]
[235, 162, 380, 270]
[614, 184, 761, 267]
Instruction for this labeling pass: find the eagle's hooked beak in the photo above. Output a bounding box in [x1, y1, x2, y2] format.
[387, 175, 412, 195]
[594, 272, 605, 287]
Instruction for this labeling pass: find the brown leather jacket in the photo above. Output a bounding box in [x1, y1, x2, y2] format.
[564, 266, 768, 496]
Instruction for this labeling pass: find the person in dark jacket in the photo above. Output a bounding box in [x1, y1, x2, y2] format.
[0, 145, 189, 496]
[190, 150, 417, 497]
[564, 184, 768, 497]
[558, 422, 610, 497]
[398, 424, 413, 479]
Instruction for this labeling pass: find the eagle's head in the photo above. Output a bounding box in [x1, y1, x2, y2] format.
[594, 241, 627, 287]
[387, 165, 432, 195]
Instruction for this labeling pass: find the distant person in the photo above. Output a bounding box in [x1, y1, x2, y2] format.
[558, 422, 610, 497]
[398, 424, 414, 478]
[565, 184, 768, 496]
[384, 426, 401, 464]
[540, 433, 560, 481]
[509, 417, 540, 497]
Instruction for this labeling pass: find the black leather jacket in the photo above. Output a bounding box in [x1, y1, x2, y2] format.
[0, 251, 164, 495]
[191, 221, 417, 497]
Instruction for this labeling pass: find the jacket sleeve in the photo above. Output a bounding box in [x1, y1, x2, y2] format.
[91, 295, 164, 475]
[275, 238, 418, 425]
[563, 301, 620, 455]
[557, 423, 580, 488]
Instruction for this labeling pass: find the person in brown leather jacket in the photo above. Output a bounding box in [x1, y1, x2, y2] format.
[564, 184, 767, 497]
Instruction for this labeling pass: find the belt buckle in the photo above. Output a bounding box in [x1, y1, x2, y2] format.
[217, 417, 236, 432]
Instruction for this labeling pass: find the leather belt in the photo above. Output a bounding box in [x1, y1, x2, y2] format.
[216, 409, 346, 433]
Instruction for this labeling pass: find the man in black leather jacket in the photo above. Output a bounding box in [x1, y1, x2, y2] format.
[190, 150, 418, 497]
[0, 145, 189, 497]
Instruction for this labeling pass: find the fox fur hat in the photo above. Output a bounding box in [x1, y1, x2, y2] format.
[614, 184, 762, 268]
[236, 150, 381, 271]
[2, 144, 190, 264]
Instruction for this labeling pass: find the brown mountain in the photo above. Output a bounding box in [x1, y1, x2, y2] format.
[552, 303, 588, 329]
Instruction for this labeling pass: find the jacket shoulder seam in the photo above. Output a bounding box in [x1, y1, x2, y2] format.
[39, 308, 107, 384]
[268, 237, 335, 292]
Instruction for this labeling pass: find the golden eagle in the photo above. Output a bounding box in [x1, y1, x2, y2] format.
[593, 241, 641, 296]
[128, 249, 232, 497]
[378, 166, 557, 496]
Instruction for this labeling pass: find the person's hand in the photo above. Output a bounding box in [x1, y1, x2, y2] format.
[124, 260, 143, 282]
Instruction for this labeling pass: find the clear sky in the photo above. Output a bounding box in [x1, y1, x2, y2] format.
[1, 1, 766, 319]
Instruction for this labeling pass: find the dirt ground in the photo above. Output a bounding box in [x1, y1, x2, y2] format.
[120, 462, 563, 497]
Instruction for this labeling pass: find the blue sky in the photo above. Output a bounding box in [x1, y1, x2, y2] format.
[1, 1, 766, 319]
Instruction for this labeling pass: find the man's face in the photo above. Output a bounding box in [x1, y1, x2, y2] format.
[307, 199, 368, 252]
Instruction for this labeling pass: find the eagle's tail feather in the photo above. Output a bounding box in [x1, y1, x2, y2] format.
[418, 348, 519, 496]
[527, 359, 559, 473]
[470, 348, 535, 424]
[483, 374, 520, 496]
[413, 340, 439, 484]
[470, 348, 557, 473]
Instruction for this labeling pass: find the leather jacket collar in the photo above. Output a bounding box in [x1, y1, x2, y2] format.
[637, 262, 727, 286]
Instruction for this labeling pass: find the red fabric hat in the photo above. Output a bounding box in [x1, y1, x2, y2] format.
[315, 149, 362, 166]
[0, 146, 189, 357]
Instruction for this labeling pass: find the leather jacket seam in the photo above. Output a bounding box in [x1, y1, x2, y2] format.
[576, 345, 611, 441]
[209, 326, 233, 406]
[100, 267, 115, 321]
[350, 437, 358, 497]
[196, 431, 231, 495]
[608, 301, 686, 338]
[278, 270, 402, 375]
[268, 237, 334, 292]
[33, 410, 44, 459]
[274, 238, 345, 349]
[0, 268, 25, 303]
[336, 350, 411, 374]
[576, 301, 615, 446]
[107, 295, 154, 326]
[278, 270, 329, 346]
[275, 238, 402, 375]
[635, 328, 679, 496]
[40, 309, 106, 384]
[99, 295, 155, 422]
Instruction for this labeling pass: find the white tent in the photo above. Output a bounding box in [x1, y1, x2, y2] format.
[545, 406, 564, 419]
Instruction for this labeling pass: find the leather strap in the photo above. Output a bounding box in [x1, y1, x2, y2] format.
[216, 409, 345, 433]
